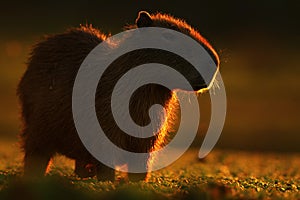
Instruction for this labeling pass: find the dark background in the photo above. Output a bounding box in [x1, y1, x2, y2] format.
[0, 0, 299, 152]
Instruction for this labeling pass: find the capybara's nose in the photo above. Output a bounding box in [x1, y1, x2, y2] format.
[192, 83, 207, 91]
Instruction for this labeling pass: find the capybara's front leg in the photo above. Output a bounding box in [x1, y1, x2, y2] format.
[128, 172, 148, 182]
[95, 162, 115, 181]
[127, 155, 149, 182]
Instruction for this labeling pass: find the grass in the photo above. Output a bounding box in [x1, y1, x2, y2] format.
[0, 140, 299, 200]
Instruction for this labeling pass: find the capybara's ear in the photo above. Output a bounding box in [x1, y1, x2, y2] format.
[136, 11, 153, 27]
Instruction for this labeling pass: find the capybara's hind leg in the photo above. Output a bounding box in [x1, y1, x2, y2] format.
[96, 162, 115, 181]
[23, 149, 51, 177]
[75, 159, 96, 178]
[22, 130, 52, 178]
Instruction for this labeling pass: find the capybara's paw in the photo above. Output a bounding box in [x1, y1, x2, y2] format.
[128, 172, 147, 182]
[96, 163, 115, 182]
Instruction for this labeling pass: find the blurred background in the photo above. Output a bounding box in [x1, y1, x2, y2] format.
[0, 0, 299, 152]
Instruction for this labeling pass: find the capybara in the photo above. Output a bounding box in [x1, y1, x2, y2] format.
[17, 11, 219, 181]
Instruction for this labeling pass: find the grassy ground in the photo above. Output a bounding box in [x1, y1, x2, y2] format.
[0, 140, 299, 200]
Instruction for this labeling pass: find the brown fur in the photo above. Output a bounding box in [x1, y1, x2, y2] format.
[17, 11, 219, 181]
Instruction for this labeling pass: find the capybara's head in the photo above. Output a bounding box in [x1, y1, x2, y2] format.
[133, 11, 220, 92]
